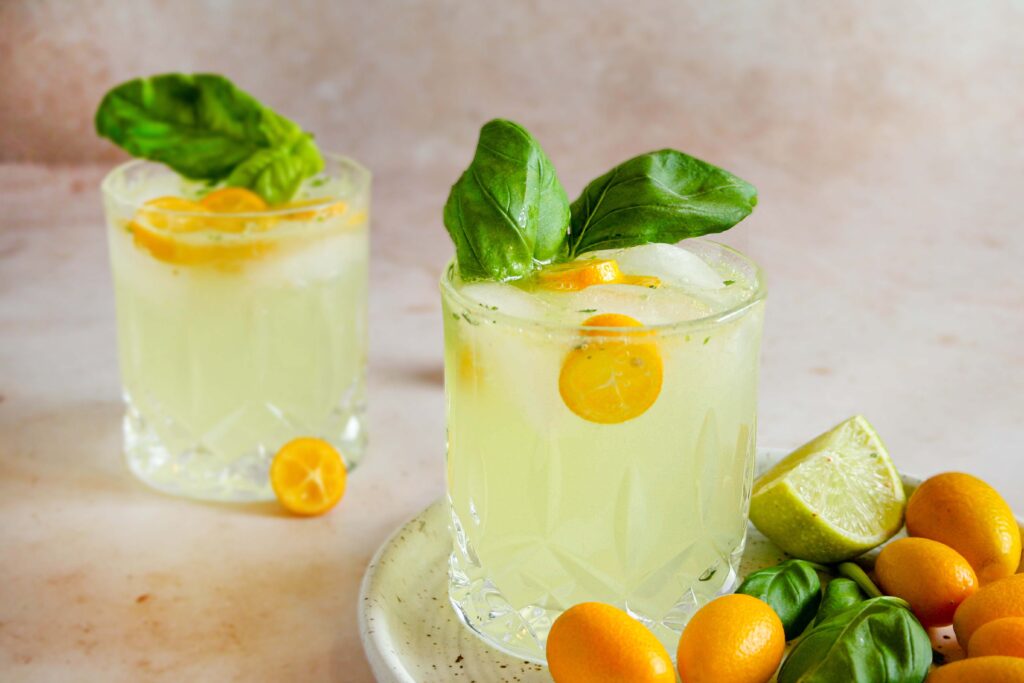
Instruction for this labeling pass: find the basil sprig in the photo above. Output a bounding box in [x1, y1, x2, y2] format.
[95, 73, 323, 205]
[736, 559, 823, 640]
[443, 119, 757, 281]
[443, 119, 570, 281]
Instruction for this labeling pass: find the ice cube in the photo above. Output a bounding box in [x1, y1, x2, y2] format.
[457, 282, 553, 322]
[565, 284, 711, 325]
[594, 243, 727, 290]
[252, 229, 363, 286]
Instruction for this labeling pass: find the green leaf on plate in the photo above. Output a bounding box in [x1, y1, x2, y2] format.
[737, 559, 823, 640]
[778, 596, 931, 683]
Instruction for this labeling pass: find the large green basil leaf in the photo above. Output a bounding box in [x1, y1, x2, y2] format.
[814, 578, 867, 626]
[443, 119, 569, 281]
[95, 73, 323, 203]
[736, 559, 822, 640]
[778, 597, 932, 683]
[567, 149, 757, 258]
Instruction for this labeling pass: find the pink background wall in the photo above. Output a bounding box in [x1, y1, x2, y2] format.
[4, 1, 1022, 177]
[3, 0, 1024, 481]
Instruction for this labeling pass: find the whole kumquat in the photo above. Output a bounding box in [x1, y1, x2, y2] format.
[906, 472, 1021, 584]
[926, 656, 1024, 682]
[875, 537, 978, 627]
[676, 594, 785, 683]
[954, 574, 1024, 650]
[546, 602, 674, 683]
[968, 617, 1024, 658]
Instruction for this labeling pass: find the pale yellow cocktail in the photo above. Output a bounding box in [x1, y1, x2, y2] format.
[103, 155, 369, 501]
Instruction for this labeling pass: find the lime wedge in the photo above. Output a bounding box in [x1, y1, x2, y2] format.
[750, 415, 906, 563]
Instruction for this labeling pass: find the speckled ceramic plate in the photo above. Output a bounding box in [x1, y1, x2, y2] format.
[357, 448, 990, 683]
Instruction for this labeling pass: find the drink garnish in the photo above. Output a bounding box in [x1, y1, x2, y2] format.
[443, 119, 757, 282]
[443, 119, 570, 282]
[537, 259, 624, 290]
[558, 313, 663, 424]
[96, 73, 323, 205]
[536, 259, 663, 291]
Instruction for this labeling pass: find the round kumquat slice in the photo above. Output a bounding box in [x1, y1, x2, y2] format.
[130, 197, 211, 263]
[538, 259, 624, 291]
[130, 223, 276, 266]
[200, 187, 271, 232]
[559, 313, 663, 424]
[200, 187, 269, 213]
[130, 193, 282, 265]
[270, 438, 347, 516]
[137, 196, 209, 232]
[282, 198, 348, 221]
[620, 274, 662, 288]
[580, 313, 651, 336]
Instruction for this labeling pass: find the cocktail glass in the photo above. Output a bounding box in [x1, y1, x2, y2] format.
[442, 239, 766, 660]
[102, 154, 370, 501]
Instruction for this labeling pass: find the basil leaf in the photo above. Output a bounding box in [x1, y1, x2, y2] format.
[443, 119, 569, 281]
[778, 597, 932, 683]
[225, 133, 323, 206]
[737, 559, 822, 640]
[95, 73, 322, 203]
[567, 149, 757, 258]
[814, 577, 867, 626]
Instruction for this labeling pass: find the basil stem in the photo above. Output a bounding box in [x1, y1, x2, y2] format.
[838, 562, 883, 598]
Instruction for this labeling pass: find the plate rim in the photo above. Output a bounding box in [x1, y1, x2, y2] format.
[358, 502, 427, 683]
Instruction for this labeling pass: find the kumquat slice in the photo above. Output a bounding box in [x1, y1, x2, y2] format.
[270, 438, 347, 516]
[537, 259, 624, 291]
[559, 314, 663, 424]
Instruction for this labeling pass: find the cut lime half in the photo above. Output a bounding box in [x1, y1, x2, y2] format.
[750, 415, 906, 563]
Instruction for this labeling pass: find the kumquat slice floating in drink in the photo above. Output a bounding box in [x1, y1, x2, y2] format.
[558, 313, 663, 424]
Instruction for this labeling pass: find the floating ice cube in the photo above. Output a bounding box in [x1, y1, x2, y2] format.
[564, 284, 711, 325]
[253, 229, 364, 286]
[458, 281, 553, 322]
[593, 243, 727, 290]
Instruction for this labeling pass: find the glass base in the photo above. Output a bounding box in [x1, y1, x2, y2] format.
[447, 512, 744, 663]
[122, 393, 366, 502]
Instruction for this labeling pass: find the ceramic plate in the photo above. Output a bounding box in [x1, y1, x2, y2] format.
[358, 448, 1014, 682]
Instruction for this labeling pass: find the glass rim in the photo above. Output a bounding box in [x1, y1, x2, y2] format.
[439, 239, 767, 335]
[100, 152, 371, 219]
